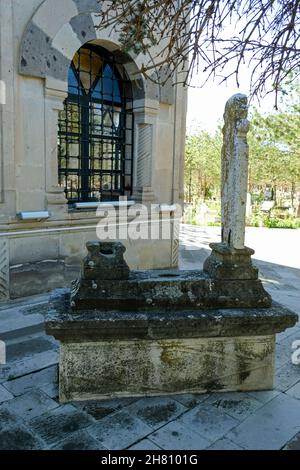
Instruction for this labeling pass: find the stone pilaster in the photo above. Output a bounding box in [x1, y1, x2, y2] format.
[45, 79, 68, 217]
[0, 239, 9, 302]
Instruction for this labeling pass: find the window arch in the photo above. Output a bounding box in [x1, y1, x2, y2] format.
[58, 44, 134, 203]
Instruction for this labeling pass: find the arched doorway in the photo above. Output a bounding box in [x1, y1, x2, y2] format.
[58, 44, 134, 203]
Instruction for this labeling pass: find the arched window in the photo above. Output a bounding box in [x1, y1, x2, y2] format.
[58, 44, 134, 203]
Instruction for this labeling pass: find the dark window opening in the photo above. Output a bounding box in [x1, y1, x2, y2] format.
[58, 44, 134, 203]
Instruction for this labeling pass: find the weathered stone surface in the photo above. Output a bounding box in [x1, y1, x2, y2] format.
[3, 365, 58, 397]
[47, 292, 297, 342]
[221, 94, 250, 250]
[29, 404, 95, 445]
[88, 409, 152, 450]
[205, 391, 262, 421]
[51, 430, 106, 450]
[129, 439, 161, 450]
[178, 403, 239, 442]
[203, 243, 259, 280]
[74, 397, 137, 420]
[0, 350, 58, 382]
[226, 393, 300, 450]
[58, 334, 275, 402]
[0, 384, 13, 404]
[149, 420, 210, 450]
[6, 390, 59, 421]
[207, 438, 244, 450]
[0, 406, 45, 450]
[124, 397, 187, 429]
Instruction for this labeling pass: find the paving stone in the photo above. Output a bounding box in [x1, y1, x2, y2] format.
[286, 380, 300, 400]
[75, 397, 137, 420]
[275, 330, 300, 369]
[206, 438, 245, 450]
[6, 389, 59, 421]
[29, 404, 95, 446]
[39, 381, 58, 399]
[0, 312, 44, 341]
[3, 365, 58, 396]
[88, 409, 152, 450]
[149, 420, 211, 450]
[283, 432, 300, 450]
[226, 393, 300, 450]
[275, 361, 300, 392]
[128, 439, 162, 451]
[51, 430, 106, 450]
[0, 405, 20, 426]
[173, 393, 210, 408]
[245, 390, 281, 404]
[205, 392, 262, 421]
[0, 424, 45, 450]
[6, 334, 58, 362]
[124, 397, 187, 430]
[0, 350, 58, 382]
[0, 405, 45, 450]
[0, 384, 13, 403]
[178, 403, 239, 442]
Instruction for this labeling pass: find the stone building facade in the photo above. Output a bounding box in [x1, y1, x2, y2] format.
[0, 0, 187, 300]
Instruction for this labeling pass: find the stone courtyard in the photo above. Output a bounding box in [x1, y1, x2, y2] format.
[0, 225, 299, 451]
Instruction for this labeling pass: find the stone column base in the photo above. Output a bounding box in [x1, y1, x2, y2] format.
[204, 243, 259, 280]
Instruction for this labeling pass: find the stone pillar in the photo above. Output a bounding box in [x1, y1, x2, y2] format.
[204, 94, 258, 280]
[45, 79, 68, 217]
[0, 239, 9, 302]
[132, 105, 157, 203]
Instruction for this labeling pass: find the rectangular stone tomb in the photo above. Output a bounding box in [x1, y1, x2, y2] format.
[46, 290, 297, 402]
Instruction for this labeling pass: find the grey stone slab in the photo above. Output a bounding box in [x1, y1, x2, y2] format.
[6, 334, 58, 362]
[125, 397, 187, 430]
[29, 404, 95, 446]
[245, 390, 281, 404]
[129, 439, 162, 451]
[0, 350, 58, 382]
[0, 424, 45, 450]
[0, 405, 45, 450]
[275, 361, 300, 392]
[286, 380, 300, 400]
[51, 430, 106, 450]
[40, 381, 59, 399]
[178, 404, 239, 442]
[173, 393, 210, 408]
[0, 384, 13, 403]
[6, 389, 59, 421]
[88, 410, 152, 450]
[0, 405, 20, 426]
[149, 420, 211, 450]
[283, 432, 300, 450]
[75, 398, 137, 420]
[226, 393, 300, 450]
[206, 438, 244, 450]
[3, 365, 58, 396]
[0, 312, 44, 340]
[204, 392, 262, 421]
[275, 329, 300, 369]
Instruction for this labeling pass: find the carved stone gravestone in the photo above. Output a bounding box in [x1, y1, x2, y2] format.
[46, 95, 298, 402]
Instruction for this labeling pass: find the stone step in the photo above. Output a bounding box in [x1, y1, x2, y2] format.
[0, 310, 45, 342]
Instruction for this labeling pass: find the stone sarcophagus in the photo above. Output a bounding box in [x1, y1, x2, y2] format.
[46, 94, 298, 402]
[46, 240, 297, 403]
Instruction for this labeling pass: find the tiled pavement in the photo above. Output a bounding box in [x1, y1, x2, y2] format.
[0, 225, 299, 450]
